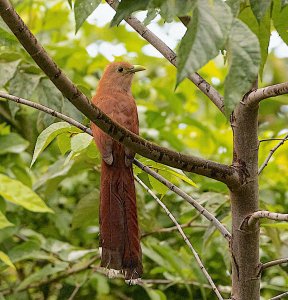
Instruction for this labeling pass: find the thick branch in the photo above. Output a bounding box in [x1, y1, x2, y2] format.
[247, 210, 288, 227]
[258, 133, 288, 174]
[247, 82, 288, 105]
[262, 258, 288, 271]
[0, 1, 238, 186]
[0, 92, 231, 240]
[135, 176, 224, 300]
[105, 0, 225, 113]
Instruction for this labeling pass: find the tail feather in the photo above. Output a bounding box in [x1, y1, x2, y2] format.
[99, 152, 142, 279]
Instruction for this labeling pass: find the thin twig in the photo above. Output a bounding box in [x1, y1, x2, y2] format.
[105, 0, 225, 114]
[262, 258, 288, 271]
[134, 175, 224, 300]
[258, 133, 288, 174]
[134, 160, 231, 241]
[141, 222, 207, 238]
[0, 91, 91, 134]
[248, 211, 288, 227]
[0, 92, 231, 241]
[68, 284, 82, 300]
[142, 279, 231, 293]
[270, 291, 288, 300]
[0, 1, 239, 185]
[259, 138, 288, 143]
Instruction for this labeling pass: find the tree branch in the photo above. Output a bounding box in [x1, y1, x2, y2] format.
[0, 0, 238, 186]
[258, 133, 288, 174]
[105, 0, 225, 114]
[247, 210, 288, 227]
[270, 291, 288, 300]
[247, 82, 288, 105]
[0, 91, 231, 240]
[134, 160, 231, 241]
[262, 258, 288, 271]
[134, 176, 224, 300]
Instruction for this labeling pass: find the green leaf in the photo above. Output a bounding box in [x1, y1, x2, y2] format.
[72, 190, 99, 229]
[0, 133, 29, 155]
[31, 122, 81, 166]
[0, 251, 16, 269]
[272, 0, 288, 45]
[145, 287, 167, 300]
[16, 262, 69, 290]
[35, 78, 64, 129]
[111, 0, 150, 27]
[177, 0, 233, 84]
[149, 174, 169, 195]
[74, 0, 102, 33]
[158, 168, 197, 187]
[0, 19, 17, 46]
[9, 72, 41, 117]
[250, 0, 271, 21]
[57, 133, 71, 155]
[8, 240, 48, 263]
[0, 211, 14, 229]
[149, 0, 196, 22]
[0, 60, 20, 87]
[0, 174, 53, 213]
[239, 7, 271, 79]
[71, 133, 93, 153]
[224, 20, 260, 115]
[226, 0, 240, 16]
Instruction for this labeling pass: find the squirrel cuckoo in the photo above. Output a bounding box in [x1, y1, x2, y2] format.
[91, 62, 145, 281]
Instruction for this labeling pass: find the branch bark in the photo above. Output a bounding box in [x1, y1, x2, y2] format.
[247, 211, 288, 227]
[105, 0, 225, 114]
[0, 0, 239, 187]
[230, 103, 260, 299]
[0, 91, 231, 241]
[247, 81, 288, 105]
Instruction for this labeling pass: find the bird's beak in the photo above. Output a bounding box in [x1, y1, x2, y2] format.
[130, 65, 146, 73]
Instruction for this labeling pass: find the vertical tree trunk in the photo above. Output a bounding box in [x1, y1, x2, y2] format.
[230, 103, 260, 299]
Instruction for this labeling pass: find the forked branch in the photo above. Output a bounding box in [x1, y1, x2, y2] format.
[135, 176, 224, 300]
[0, 91, 231, 240]
[258, 133, 288, 174]
[0, 0, 239, 186]
[105, 0, 225, 113]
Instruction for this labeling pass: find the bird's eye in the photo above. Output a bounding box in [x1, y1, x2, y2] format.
[118, 67, 124, 73]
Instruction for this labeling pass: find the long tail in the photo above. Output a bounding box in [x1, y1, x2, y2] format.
[99, 157, 142, 280]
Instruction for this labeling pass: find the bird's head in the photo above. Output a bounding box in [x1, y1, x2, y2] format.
[99, 61, 145, 93]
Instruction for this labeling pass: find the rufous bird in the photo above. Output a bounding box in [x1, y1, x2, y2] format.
[91, 61, 145, 281]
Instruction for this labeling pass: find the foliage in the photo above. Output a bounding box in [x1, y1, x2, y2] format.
[0, 0, 287, 299]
